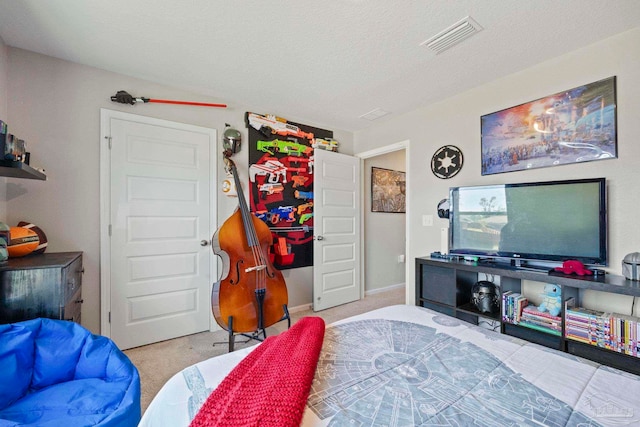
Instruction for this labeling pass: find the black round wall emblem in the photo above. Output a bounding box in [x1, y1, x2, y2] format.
[431, 145, 463, 179]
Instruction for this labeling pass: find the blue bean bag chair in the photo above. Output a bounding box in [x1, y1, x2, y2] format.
[0, 318, 140, 426]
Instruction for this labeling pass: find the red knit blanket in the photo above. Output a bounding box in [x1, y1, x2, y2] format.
[190, 316, 325, 427]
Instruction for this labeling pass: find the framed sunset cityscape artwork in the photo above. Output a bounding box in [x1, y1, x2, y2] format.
[481, 77, 617, 175]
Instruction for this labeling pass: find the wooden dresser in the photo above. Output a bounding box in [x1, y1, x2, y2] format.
[0, 252, 83, 324]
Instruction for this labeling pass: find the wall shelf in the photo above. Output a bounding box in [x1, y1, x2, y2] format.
[0, 160, 46, 180]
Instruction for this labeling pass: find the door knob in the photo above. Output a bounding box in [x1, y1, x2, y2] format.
[316, 235, 324, 241]
[200, 239, 210, 246]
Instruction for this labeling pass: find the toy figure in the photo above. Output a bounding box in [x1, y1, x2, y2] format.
[537, 284, 562, 317]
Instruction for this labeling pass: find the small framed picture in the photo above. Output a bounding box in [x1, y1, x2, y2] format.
[371, 167, 405, 213]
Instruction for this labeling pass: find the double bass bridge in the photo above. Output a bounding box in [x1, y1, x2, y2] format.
[245, 264, 267, 273]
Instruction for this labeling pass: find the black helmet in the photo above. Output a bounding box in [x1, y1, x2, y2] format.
[471, 281, 500, 314]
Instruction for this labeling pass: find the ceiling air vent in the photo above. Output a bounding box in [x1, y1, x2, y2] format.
[359, 108, 390, 121]
[421, 16, 483, 55]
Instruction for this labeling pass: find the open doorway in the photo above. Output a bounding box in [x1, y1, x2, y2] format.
[355, 140, 409, 302]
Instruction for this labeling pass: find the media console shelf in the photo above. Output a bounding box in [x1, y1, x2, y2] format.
[416, 256, 640, 375]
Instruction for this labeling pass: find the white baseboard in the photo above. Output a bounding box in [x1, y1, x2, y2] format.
[365, 282, 405, 296]
[288, 283, 405, 313]
[288, 303, 312, 314]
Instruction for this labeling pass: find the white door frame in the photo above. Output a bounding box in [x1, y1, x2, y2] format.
[354, 140, 410, 303]
[99, 108, 218, 337]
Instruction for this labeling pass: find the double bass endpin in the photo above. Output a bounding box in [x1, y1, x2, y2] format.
[245, 265, 267, 273]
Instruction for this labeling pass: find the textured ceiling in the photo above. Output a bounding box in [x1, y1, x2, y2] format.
[0, 0, 639, 132]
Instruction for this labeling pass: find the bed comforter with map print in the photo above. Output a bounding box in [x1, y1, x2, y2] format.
[139, 305, 640, 427]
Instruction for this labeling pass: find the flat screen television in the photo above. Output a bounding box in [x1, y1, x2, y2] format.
[449, 178, 607, 267]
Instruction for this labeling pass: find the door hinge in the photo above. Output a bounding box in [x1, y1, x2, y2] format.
[109, 224, 112, 236]
[108, 311, 111, 323]
[104, 135, 112, 149]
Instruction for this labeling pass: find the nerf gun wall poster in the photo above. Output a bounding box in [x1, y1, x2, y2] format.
[245, 112, 337, 270]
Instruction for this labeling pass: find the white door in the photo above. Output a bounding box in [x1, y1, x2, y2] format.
[102, 110, 216, 350]
[313, 149, 360, 311]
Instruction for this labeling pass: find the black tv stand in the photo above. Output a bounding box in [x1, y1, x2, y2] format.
[416, 256, 640, 375]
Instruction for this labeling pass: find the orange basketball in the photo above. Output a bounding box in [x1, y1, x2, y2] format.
[8, 226, 39, 257]
[17, 221, 48, 254]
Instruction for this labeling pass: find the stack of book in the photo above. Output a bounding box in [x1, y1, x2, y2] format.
[565, 305, 603, 346]
[565, 298, 640, 356]
[520, 305, 562, 336]
[610, 313, 639, 356]
[501, 291, 528, 324]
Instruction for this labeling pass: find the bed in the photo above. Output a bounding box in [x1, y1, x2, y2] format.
[139, 305, 640, 426]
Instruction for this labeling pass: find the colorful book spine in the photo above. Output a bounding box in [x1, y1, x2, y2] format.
[522, 310, 561, 324]
[564, 306, 640, 358]
[519, 317, 561, 331]
[517, 296, 527, 323]
[500, 292, 528, 324]
[523, 306, 562, 321]
[501, 290, 512, 322]
[508, 293, 519, 323]
[518, 321, 562, 336]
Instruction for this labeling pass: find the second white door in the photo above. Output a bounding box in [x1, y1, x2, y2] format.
[313, 149, 361, 311]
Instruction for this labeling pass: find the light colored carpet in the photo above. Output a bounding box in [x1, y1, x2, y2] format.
[124, 286, 405, 413]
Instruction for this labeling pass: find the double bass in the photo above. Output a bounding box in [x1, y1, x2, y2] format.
[211, 155, 289, 350]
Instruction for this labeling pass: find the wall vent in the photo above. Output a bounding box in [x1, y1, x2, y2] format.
[420, 16, 483, 55]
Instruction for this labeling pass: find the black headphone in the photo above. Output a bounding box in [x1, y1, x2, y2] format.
[437, 199, 450, 219]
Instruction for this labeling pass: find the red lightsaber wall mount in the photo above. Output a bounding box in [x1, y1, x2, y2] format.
[110, 90, 227, 108]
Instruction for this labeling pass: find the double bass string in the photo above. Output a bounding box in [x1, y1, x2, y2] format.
[229, 158, 268, 293]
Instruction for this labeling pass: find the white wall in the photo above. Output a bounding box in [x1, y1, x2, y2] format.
[364, 150, 405, 292]
[354, 28, 640, 310]
[5, 48, 354, 333]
